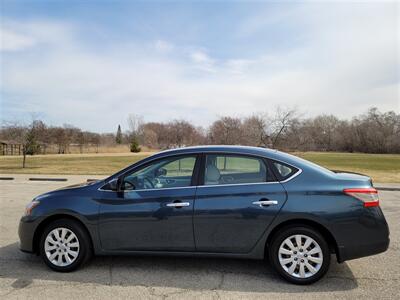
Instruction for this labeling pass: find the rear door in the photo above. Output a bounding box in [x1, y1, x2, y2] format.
[193, 153, 287, 253]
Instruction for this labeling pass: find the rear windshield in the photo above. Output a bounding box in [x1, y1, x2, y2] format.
[291, 155, 335, 175]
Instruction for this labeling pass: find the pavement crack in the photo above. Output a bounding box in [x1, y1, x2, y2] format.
[0, 257, 42, 264]
[213, 290, 222, 300]
[211, 271, 225, 292]
[216, 272, 225, 290]
[109, 257, 113, 286]
[327, 275, 400, 282]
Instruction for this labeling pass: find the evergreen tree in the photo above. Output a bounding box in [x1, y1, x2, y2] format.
[130, 136, 141, 153]
[116, 124, 122, 144]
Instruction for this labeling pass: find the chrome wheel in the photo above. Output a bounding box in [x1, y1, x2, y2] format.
[278, 234, 323, 278]
[44, 227, 80, 267]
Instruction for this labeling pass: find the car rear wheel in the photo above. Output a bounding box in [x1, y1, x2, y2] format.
[269, 226, 330, 284]
[39, 219, 91, 272]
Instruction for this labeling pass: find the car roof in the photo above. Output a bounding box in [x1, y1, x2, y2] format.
[151, 145, 300, 165]
[155, 145, 277, 157]
[107, 145, 333, 181]
[153, 146, 334, 175]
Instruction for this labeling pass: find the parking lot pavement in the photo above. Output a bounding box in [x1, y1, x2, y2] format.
[0, 176, 399, 299]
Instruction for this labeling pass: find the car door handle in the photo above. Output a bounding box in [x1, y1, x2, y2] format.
[166, 202, 190, 208]
[252, 200, 278, 206]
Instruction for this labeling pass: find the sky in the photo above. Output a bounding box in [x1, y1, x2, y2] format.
[0, 0, 399, 132]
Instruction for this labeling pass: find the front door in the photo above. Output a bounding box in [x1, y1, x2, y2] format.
[98, 155, 199, 251]
[193, 154, 287, 253]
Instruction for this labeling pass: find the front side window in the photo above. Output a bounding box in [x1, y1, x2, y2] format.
[122, 155, 197, 190]
[204, 154, 271, 185]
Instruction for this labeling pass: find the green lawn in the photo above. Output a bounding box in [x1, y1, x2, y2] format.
[0, 151, 399, 183]
[295, 152, 400, 183]
[0, 154, 149, 175]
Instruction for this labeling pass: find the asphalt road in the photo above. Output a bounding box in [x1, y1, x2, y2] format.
[0, 175, 399, 299]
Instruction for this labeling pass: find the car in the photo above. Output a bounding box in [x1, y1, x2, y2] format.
[18, 146, 389, 284]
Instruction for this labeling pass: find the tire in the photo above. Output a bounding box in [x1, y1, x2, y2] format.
[39, 219, 92, 272]
[268, 226, 331, 284]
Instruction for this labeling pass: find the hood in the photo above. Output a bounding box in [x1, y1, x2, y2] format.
[32, 179, 103, 202]
[55, 179, 101, 191]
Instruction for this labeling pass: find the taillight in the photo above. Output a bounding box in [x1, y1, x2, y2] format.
[343, 188, 379, 207]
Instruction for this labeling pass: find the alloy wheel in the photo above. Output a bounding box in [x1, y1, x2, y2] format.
[278, 234, 323, 278]
[44, 227, 80, 267]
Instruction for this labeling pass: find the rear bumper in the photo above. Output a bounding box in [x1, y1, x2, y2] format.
[335, 207, 390, 262]
[338, 238, 389, 262]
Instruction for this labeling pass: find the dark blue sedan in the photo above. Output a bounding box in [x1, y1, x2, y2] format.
[18, 146, 389, 284]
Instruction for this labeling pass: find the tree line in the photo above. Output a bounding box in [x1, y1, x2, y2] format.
[1, 107, 399, 162]
[130, 107, 400, 154]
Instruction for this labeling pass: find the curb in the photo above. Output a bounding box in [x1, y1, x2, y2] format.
[28, 178, 68, 182]
[376, 187, 400, 192]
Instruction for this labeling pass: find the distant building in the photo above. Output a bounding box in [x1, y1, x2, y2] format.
[0, 140, 22, 155]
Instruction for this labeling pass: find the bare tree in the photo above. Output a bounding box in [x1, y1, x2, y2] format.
[140, 121, 206, 149]
[142, 122, 163, 148]
[48, 127, 67, 154]
[127, 114, 144, 138]
[242, 114, 270, 147]
[142, 127, 158, 149]
[352, 108, 400, 153]
[0, 121, 38, 167]
[308, 115, 340, 151]
[76, 131, 85, 153]
[208, 117, 243, 145]
[269, 107, 299, 148]
[1, 107, 399, 155]
[168, 120, 197, 147]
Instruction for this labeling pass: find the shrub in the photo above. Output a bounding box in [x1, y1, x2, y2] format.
[130, 137, 141, 153]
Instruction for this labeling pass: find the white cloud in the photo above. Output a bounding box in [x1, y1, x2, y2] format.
[189, 50, 216, 72]
[1, 2, 399, 132]
[154, 39, 174, 52]
[190, 50, 212, 64]
[0, 20, 76, 53]
[0, 28, 36, 51]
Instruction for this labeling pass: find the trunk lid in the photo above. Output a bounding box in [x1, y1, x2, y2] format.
[332, 170, 373, 186]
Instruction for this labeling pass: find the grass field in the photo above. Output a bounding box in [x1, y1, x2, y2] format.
[0, 151, 399, 183]
[296, 152, 400, 183]
[0, 153, 150, 176]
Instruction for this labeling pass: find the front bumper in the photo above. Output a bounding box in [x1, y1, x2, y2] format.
[18, 216, 41, 253]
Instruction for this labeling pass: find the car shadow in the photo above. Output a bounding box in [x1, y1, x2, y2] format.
[0, 242, 358, 293]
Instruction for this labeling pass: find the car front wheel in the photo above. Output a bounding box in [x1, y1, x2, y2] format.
[39, 219, 91, 272]
[269, 226, 331, 284]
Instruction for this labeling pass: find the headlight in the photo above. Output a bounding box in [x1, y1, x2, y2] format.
[24, 200, 40, 216]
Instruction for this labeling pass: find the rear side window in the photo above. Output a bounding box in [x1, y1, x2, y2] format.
[204, 154, 273, 185]
[272, 161, 299, 181]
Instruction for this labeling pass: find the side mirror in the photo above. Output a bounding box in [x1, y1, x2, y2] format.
[117, 177, 122, 191]
[106, 178, 121, 191]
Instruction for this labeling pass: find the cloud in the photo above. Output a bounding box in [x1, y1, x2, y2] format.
[154, 39, 174, 52]
[0, 27, 36, 51]
[189, 50, 216, 72]
[1, 2, 398, 132]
